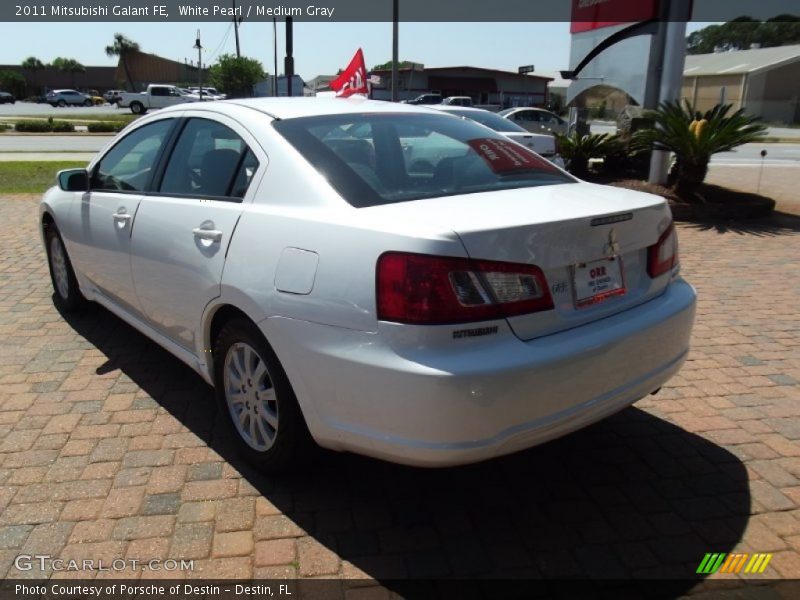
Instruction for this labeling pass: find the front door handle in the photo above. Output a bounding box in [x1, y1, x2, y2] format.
[192, 228, 223, 243]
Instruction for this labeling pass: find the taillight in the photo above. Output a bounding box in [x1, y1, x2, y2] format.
[647, 222, 679, 278]
[376, 252, 553, 325]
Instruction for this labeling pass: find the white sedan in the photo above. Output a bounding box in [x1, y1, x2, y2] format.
[430, 105, 565, 168]
[40, 97, 696, 471]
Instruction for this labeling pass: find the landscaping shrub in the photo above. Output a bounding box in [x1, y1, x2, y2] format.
[87, 121, 125, 133]
[555, 132, 619, 178]
[50, 120, 75, 133]
[14, 120, 52, 132]
[634, 101, 766, 198]
[13, 119, 75, 133]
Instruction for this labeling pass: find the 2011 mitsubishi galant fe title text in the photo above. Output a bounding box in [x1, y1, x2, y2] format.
[40, 97, 696, 471]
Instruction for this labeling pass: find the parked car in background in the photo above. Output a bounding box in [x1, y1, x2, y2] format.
[80, 90, 106, 106]
[187, 87, 226, 100]
[0, 91, 15, 104]
[441, 96, 473, 107]
[499, 107, 568, 135]
[431, 105, 565, 168]
[104, 89, 124, 104]
[403, 93, 443, 105]
[47, 89, 92, 107]
[118, 84, 198, 114]
[41, 98, 695, 471]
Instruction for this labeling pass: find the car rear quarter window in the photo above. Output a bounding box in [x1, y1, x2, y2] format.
[273, 113, 574, 208]
[158, 118, 258, 201]
[91, 119, 174, 193]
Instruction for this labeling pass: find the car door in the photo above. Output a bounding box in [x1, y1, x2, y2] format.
[130, 114, 263, 351]
[68, 118, 177, 314]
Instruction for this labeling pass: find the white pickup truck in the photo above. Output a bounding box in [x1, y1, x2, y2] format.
[117, 84, 199, 115]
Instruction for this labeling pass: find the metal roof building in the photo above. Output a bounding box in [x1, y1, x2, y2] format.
[681, 44, 800, 123]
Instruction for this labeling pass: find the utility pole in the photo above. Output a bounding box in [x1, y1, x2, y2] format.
[391, 0, 399, 102]
[193, 30, 204, 101]
[232, 0, 241, 58]
[285, 17, 294, 97]
[272, 18, 278, 96]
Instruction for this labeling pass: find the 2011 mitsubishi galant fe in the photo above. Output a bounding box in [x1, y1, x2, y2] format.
[40, 98, 696, 471]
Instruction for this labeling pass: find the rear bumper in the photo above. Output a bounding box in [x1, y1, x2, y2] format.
[262, 279, 696, 467]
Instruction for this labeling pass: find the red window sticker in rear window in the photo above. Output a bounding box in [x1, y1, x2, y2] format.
[467, 138, 558, 174]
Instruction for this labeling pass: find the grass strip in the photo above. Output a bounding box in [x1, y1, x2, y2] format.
[0, 161, 87, 194]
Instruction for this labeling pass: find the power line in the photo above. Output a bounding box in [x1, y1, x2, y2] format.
[207, 22, 234, 62]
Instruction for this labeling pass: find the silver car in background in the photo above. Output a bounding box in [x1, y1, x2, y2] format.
[40, 98, 695, 471]
[47, 89, 92, 107]
[431, 105, 565, 167]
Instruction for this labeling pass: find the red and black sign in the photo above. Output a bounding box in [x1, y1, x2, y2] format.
[570, 0, 659, 33]
[467, 138, 558, 174]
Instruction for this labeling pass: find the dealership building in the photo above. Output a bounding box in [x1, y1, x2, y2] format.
[681, 44, 800, 124]
[369, 65, 552, 108]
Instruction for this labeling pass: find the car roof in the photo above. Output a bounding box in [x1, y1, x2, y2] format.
[160, 97, 442, 120]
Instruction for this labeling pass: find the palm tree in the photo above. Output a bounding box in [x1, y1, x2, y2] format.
[21, 56, 45, 96]
[105, 33, 140, 92]
[635, 101, 767, 198]
[554, 132, 620, 178]
[51, 57, 86, 89]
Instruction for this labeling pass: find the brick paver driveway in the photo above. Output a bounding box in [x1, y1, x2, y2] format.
[1, 195, 799, 594]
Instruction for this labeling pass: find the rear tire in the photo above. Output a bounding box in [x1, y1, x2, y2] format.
[45, 225, 86, 312]
[130, 102, 145, 115]
[213, 318, 313, 472]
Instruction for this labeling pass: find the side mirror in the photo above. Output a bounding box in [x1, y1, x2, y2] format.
[57, 169, 89, 192]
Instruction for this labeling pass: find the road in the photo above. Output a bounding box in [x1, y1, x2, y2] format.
[0, 102, 123, 118]
[590, 120, 800, 140]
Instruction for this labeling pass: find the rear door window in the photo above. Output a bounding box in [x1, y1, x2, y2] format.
[158, 118, 259, 201]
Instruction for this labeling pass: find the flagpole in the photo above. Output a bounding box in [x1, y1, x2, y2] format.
[391, 0, 398, 102]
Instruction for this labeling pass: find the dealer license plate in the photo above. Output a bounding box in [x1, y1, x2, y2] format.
[572, 256, 626, 308]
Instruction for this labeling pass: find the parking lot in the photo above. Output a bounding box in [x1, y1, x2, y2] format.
[0, 194, 799, 595]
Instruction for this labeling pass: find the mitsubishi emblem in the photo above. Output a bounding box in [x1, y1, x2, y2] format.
[605, 228, 621, 255]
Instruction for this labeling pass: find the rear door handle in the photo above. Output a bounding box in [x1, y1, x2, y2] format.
[113, 210, 132, 228]
[192, 228, 223, 243]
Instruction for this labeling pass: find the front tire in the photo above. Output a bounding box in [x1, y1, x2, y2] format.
[45, 225, 86, 312]
[213, 318, 312, 472]
[57, 99, 66, 107]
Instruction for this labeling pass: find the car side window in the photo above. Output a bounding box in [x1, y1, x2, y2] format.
[159, 118, 258, 201]
[91, 119, 174, 193]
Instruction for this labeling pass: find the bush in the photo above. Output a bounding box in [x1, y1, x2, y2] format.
[50, 120, 75, 133]
[13, 119, 75, 133]
[14, 120, 52, 132]
[555, 132, 619, 177]
[634, 101, 767, 197]
[87, 121, 125, 133]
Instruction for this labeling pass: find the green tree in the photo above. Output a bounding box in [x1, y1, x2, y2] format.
[208, 54, 265, 98]
[635, 101, 767, 197]
[51, 57, 86, 89]
[687, 15, 800, 54]
[371, 60, 415, 71]
[105, 33, 140, 91]
[0, 71, 26, 98]
[21, 56, 45, 95]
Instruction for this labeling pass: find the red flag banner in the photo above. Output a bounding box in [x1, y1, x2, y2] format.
[330, 48, 368, 97]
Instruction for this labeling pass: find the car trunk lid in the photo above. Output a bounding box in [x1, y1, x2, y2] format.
[365, 182, 675, 340]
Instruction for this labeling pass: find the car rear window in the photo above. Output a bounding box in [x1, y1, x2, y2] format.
[273, 113, 574, 208]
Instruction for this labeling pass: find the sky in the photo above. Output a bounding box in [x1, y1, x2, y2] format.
[0, 21, 713, 79]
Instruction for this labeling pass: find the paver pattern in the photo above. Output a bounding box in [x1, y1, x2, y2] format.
[0, 195, 798, 595]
